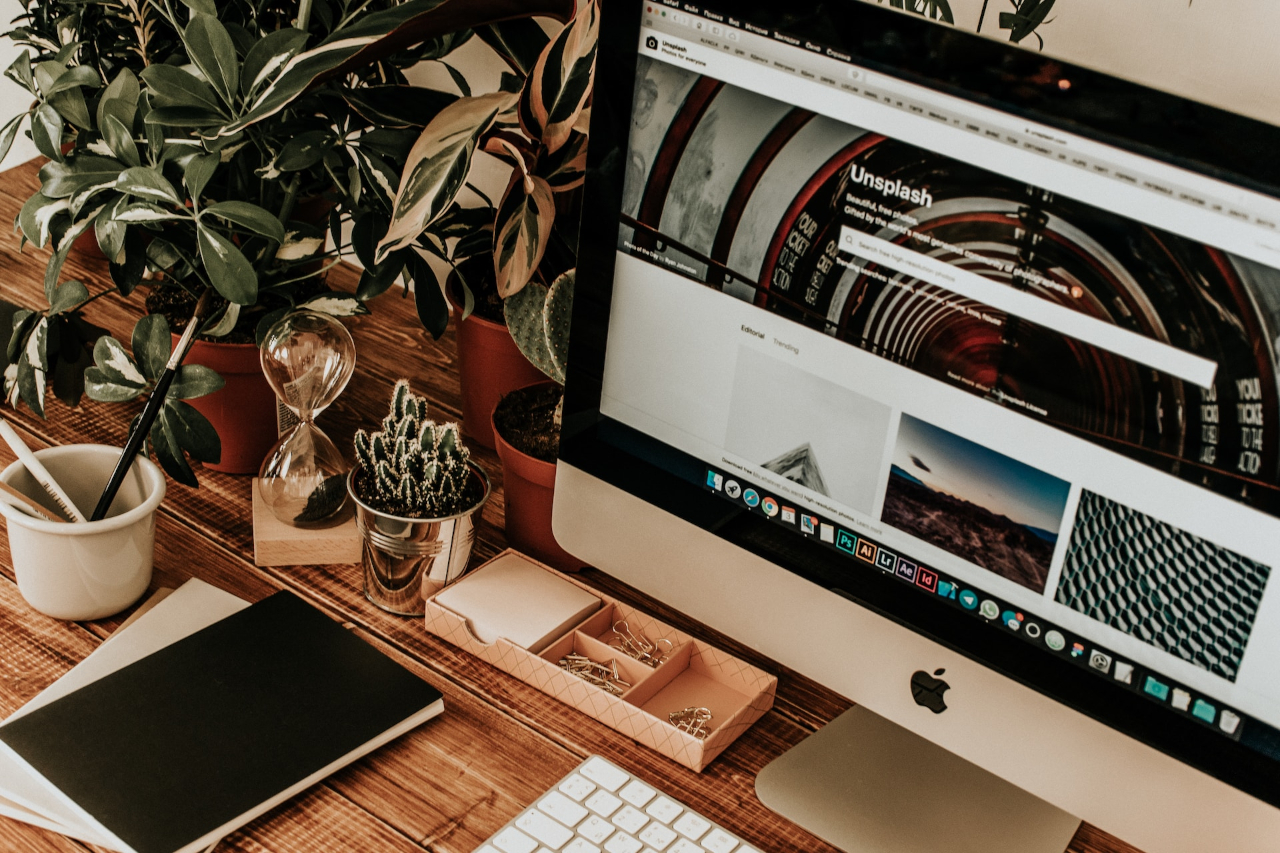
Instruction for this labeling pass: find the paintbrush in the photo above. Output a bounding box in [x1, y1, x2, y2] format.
[0, 417, 86, 522]
[0, 479, 66, 522]
[90, 288, 217, 522]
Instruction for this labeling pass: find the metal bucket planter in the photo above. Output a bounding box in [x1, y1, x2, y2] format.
[347, 463, 491, 616]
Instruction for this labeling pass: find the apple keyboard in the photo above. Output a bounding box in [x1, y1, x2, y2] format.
[475, 755, 760, 853]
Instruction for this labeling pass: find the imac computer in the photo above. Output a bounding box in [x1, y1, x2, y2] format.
[554, 2, 1280, 851]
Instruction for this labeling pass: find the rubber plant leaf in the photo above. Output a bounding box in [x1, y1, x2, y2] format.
[518, 0, 598, 154]
[214, 0, 574, 138]
[493, 172, 554, 298]
[376, 90, 515, 261]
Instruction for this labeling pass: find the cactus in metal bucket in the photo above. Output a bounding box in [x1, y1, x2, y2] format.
[354, 381, 478, 518]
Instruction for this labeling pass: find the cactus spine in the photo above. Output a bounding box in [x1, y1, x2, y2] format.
[354, 380, 477, 517]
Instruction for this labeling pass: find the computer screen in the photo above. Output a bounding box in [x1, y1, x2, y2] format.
[560, 0, 1280, 833]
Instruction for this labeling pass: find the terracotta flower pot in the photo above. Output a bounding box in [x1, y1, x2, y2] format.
[449, 278, 544, 450]
[492, 384, 585, 572]
[176, 336, 277, 474]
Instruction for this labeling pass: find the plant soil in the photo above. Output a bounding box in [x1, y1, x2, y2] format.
[494, 384, 561, 463]
[449, 257, 505, 324]
[145, 279, 326, 344]
[350, 467, 485, 519]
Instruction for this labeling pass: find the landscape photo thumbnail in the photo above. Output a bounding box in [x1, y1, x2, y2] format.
[881, 415, 1072, 592]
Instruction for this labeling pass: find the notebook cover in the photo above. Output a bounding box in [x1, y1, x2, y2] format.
[0, 580, 249, 845]
[0, 590, 443, 853]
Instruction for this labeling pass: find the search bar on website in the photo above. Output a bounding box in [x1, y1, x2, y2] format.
[839, 227, 1218, 388]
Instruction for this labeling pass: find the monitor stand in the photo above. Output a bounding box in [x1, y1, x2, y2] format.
[756, 706, 1082, 853]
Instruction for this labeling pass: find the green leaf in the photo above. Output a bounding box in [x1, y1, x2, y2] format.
[116, 166, 183, 206]
[241, 28, 309, 98]
[272, 130, 334, 171]
[170, 364, 224, 399]
[49, 280, 89, 315]
[31, 102, 63, 162]
[410, 254, 448, 339]
[200, 201, 285, 242]
[302, 294, 371, 317]
[16, 348, 46, 417]
[477, 19, 550, 76]
[96, 69, 140, 132]
[162, 399, 221, 465]
[351, 211, 388, 270]
[39, 156, 121, 199]
[0, 112, 23, 166]
[377, 90, 514, 262]
[44, 65, 99, 96]
[184, 15, 239, 106]
[95, 197, 128, 263]
[131, 314, 171, 381]
[144, 106, 226, 128]
[217, 0, 574, 139]
[150, 414, 197, 486]
[197, 223, 258, 305]
[91, 335, 147, 387]
[5, 50, 35, 95]
[18, 192, 70, 248]
[84, 367, 146, 402]
[519, 0, 597, 153]
[441, 62, 471, 97]
[48, 87, 92, 131]
[177, 0, 217, 15]
[341, 85, 457, 129]
[45, 209, 102, 301]
[138, 65, 223, 113]
[114, 203, 188, 223]
[184, 152, 219, 205]
[357, 256, 404, 301]
[493, 173, 554, 298]
[103, 115, 140, 167]
[110, 231, 148, 295]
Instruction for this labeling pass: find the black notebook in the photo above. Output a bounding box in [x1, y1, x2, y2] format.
[0, 590, 444, 853]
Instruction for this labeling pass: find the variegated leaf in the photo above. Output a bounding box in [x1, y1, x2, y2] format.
[520, 0, 598, 154]
[302, 294, 371, 317]
[276, 233, 325, 261]
[539, 129, 587, 190]
[494, 173, 554, 298]
[18, 193, 69, 248]
[376, 90, 515, 263]
[115, 203, 188, 223]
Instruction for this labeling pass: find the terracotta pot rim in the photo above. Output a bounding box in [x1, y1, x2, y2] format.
[491, 380, 561, 468]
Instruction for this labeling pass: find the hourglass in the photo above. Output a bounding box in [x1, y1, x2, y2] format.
[257, 310, 357, 528]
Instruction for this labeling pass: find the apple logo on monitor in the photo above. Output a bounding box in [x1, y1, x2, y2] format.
[911, 668, 950, 713]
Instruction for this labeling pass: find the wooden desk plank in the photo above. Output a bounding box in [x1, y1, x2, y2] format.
[0, 158, 1136, 853]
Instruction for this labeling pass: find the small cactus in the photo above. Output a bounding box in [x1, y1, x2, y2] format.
[353, 380, 479, 518]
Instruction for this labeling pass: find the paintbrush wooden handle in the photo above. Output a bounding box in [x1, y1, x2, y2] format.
[0, 480, 64, 522]
[0, 418, 86, 522]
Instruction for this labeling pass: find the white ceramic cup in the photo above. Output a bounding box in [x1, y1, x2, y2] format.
[0, 444, 166, 620]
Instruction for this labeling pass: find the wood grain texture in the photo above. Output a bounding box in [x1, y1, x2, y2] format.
[0, 158, 1138, 853]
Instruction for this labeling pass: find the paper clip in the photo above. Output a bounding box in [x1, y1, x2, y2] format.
[609, 620, 674, 668]
[559, 652, 632, 696]
[668, 706, 713, 739]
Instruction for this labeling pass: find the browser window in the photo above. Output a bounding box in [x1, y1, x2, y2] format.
[599, 2, 1280, 750]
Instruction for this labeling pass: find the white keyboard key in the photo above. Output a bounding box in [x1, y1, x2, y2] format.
[581, 757, 630, 792]
[586, 790, 623, 818]
[538, 849, 557, 853]
[478, 847, 501, 853]
[494, 827, 540, 853]
[579, 816, 616, 844]
[672, 813, 710, 841]
[539, 791, 589, 828]
[619, 780, 657, 808]
[701, 828, 738, 853]
[604, 831, 644, 853]
[517, 809, 575, 850]
[612, 805, 649, 835]
[668, 840, 704, 853]
[639, 822, 678, 851]
[646, 796, 683, 824]
[564, 840, 601, 853]
[560, 774, 598, 802]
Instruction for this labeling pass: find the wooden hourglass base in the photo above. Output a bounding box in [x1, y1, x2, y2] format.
[252, 479, 361, 566]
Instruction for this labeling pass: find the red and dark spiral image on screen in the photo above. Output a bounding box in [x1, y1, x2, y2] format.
[617, 57, 1280, 519]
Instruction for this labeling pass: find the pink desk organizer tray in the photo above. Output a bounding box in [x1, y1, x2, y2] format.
[423, 549, 778, 771]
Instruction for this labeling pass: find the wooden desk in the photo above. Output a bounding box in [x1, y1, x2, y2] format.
[0, 159, 1135, 853]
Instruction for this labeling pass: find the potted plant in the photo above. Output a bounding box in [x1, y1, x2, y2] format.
[0, 0, 575, 484]
[368, 0, 594, 566]
[349, 380, 488, 615]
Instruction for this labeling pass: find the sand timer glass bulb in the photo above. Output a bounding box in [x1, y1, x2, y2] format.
[257, 310, 357, 528]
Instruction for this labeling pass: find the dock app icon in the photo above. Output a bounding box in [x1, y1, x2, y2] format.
[855, 540, 878, 564]
[706, 471, 723, 491]
[835, 529, 857, 554]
